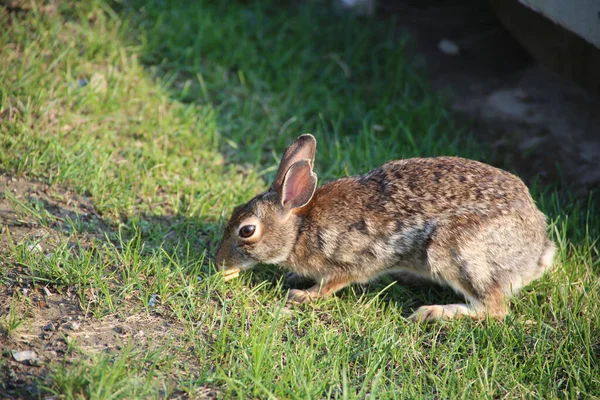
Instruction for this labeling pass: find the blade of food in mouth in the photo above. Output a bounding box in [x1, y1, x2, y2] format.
[223, 268, 240, 281]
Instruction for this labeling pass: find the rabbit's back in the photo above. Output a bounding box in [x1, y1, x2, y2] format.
[360, 156, 535, 215]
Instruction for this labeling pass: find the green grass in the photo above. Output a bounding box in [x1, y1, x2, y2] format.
[1, 0, 599, 398]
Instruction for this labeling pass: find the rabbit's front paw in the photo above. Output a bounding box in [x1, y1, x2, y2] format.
[287, 289, 312, 304]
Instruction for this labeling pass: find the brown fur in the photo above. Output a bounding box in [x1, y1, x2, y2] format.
[216, 135, 556, 321]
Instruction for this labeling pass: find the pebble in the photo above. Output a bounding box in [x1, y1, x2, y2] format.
[43, 322, 56, 332]
[12, 350, 37, 363]
[148, 294, 159, 307]
[63, 321, 80, 330]
[41, 332, 53, 340]
[438, 38, 460, 56]
[26, 243, 43, 253]
[114, 325, 131, 335]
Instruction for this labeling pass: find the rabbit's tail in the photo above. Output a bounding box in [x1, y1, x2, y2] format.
[538, 239, 557, 275]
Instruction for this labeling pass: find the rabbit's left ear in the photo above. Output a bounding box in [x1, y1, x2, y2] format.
[272, 134, 316, 192]
[279, 159, 317, 213]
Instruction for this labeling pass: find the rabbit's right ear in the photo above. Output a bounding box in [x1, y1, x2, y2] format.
[280, 159, 317, 213]
[272, 134, 316, 192]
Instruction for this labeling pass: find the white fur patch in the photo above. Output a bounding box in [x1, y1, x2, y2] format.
[539, 242, 556, 271]
[319, 228, 339, 258]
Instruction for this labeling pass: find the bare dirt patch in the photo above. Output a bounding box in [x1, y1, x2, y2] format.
[0, 174, 108, 255]
[0, 284, 188, 398]
[0, 175, 212, 399]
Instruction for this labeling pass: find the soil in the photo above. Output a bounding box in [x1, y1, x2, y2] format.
[0, 177, 215, 399]
[0, 288, 182, 398]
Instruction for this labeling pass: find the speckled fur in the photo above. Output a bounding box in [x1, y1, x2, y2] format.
[216, 135, 556, 321]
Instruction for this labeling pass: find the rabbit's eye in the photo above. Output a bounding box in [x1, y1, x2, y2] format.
[239, 225, 256, 238]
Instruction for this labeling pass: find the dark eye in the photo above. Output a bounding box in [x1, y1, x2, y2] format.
[239, 225, 256, 238]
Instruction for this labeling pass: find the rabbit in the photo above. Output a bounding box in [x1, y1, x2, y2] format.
[215, 134, 556, 321]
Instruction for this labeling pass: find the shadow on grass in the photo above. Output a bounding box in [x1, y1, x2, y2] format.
[0, 173, 217, 250]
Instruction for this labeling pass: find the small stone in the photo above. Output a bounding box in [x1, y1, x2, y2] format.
[438, 38, 460, 56]
[114, 325, 131, 335]
[148, 294, 159, 307]
[26, 243, 43, 253]
[43, 322, 56, 332]
[41, 332, 53, 340]
[64, 321, 80, 330]
[12, 350, 37, 363]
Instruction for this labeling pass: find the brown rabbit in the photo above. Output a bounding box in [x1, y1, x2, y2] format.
[216, 134, 556, 321]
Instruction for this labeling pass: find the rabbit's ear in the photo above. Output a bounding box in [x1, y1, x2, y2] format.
[272, 134, 316, 192]
[280, 159, 317, 212]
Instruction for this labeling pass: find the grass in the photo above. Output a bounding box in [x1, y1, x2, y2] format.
[0, 0, 598, 398]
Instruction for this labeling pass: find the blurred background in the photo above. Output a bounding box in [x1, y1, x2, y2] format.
[341, 0, 600, 197]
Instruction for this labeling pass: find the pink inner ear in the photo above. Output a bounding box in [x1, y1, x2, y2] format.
[283, 167, 309, 205]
